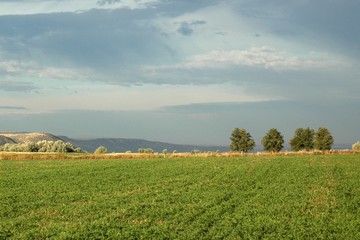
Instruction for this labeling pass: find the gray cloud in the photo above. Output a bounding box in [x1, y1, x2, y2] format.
[155, 0, 219, 17]
[0, 0, 358, 96]
[97, 0, 121, 6]
[233, 0, 360, 58]
[291, 0, 360, 57]
[0, 105, 27, 110]
[177, 22, 193, 36]
[177, 20, 206, 36]
[0, 80, 37, 92]
[0, 8, 173, 69]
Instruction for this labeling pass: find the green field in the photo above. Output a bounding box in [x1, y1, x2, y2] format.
[1, 155, 360, 239]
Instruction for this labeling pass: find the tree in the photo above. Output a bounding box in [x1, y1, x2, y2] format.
[230, 128, 255, 152]
[314, 127, 334, 150]
[94, 146, 107, 154]
[289, 127, 315, 151]
[261, 128, 284, 152]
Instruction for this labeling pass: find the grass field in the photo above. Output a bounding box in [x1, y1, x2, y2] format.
[1, 155, 360, 239]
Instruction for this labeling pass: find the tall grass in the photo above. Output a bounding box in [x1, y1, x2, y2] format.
[0, 150, 357, 160]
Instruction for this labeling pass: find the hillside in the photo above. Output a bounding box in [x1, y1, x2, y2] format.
[0, 135, 17, 145]
[59, 136, 229, 153]
[0, 132, 61, 143]
[0, 132, 228, 153]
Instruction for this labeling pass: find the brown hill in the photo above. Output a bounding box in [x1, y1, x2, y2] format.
[0, 132, 62, 144]
[0, 135, 17, 145]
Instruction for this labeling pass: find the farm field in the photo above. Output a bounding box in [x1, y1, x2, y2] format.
[1, 155, 360, 239]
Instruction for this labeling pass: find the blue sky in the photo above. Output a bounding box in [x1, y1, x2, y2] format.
[0, 0, 359, 146]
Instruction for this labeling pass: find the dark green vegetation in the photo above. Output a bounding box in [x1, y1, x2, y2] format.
[289, 127, 334, 151]
[230, 128, 255, 152]
[1, 155, 360, 239]
[261, 128, 284, 152]
[314, 128, 334, 151]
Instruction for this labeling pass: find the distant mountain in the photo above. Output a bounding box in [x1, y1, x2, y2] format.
[0, 132, 228, 153]
[0, 132, 61, 143]
[59, 136, 229, 153]
[0, 132, 351, 153]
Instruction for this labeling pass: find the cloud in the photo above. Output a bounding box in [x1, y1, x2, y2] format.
[177, 20, 206, 36]
[0, 8, 172, 70]
[233, 0, 360, 58]
[150, 47, 351, 72]
[0, 60, 88, 80]
[97, 0, 121, 6]
[0, 105, 27, 110]
[0, 0, 160, 16]
[139, 46, 359, 101]
[0, 80, 37, 92]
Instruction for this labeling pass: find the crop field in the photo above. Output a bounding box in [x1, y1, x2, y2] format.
[1, 155, 360, 239]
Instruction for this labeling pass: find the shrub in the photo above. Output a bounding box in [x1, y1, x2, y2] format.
[94, 146, 107, 154]
[191, 149, 201, 154]
[352, 141, 360, 151]
[138, 148, 154, 154]
[0, 140, 81, 153]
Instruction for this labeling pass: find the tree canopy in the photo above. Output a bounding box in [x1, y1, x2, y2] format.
[289, 128, 315, 151]
[261, 128, 284, 152]
[230, 128, 255, 153]
[314, 127, 334, 150]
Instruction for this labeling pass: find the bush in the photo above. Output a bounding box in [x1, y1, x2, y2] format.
[0, 140, 82, 153]
[94, 146, 107, 154]
[352, 141, 360, 151]
[138, 148, 154, 154]
[191, 149, 201, 154]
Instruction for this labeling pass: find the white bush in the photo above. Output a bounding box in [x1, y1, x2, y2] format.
[352, 141, 360, 151]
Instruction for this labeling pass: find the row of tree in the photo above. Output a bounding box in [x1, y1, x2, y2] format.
[0, 140, 83, 153]
[230, 127, 334, 153]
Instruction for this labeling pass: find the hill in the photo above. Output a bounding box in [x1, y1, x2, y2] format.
[0, 135, 17, 145]
[59, 136, 229, 153]
[0, 132, 61, 143]
[0, 132, 228, 153]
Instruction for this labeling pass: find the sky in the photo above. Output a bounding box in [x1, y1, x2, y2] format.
[0, 0, 359, 147]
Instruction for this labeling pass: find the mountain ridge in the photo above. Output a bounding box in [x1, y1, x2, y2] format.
[0, 132, 229, 153]
[0, 132, 351, 153]
[58, 136, 229, 153]
[0, 132, 62, 143]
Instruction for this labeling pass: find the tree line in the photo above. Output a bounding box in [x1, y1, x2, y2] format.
[230, 127, 334, 153]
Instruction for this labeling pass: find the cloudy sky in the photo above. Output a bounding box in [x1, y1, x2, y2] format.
[0, 0, 359, 147]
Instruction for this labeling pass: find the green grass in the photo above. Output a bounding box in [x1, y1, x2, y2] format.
[1, 155, 360, 239]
